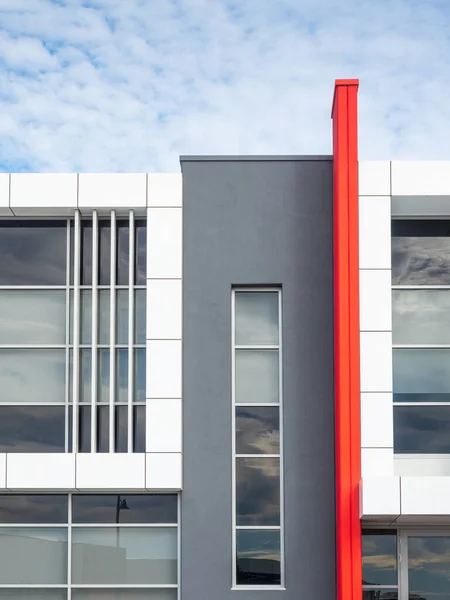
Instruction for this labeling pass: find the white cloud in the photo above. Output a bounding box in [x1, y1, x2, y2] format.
[0, 0, 449, 171]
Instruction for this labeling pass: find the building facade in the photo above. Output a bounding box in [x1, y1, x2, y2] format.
[0, 79, 447, 600]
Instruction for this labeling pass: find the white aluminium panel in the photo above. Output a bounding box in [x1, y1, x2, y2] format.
[76, 454, 146, 490]
[360, 477, 400, 519]
[7, 453, 75, 489]
[361, 393, 393, 448]
[361, 448, 394, 477]
[146, 279, 182, 340]
[359, 269, 392, 332]
[146, 398, 182, 453]
[359, 196, 391, 270]
[360, 331, 393, 393]
[146, 208, 182, 279]
[0, 174, 11, 216]
[10, 173, 77, 216]
[359, 161, 390, 196]
[146, 340, 182, 398]
[146, 452, 182, 490]
[392, 161, 450, 196]
[78, 173, 146, 213]
[147, 173, 182, 207]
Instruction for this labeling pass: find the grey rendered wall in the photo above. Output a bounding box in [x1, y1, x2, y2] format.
[181, 157, 335, 600]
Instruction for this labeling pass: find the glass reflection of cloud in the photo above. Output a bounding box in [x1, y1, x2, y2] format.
[236, 458, 280, 525]
[237, 530, 280, 562]
[393, 291, 450, 345]
[394, 350, 450, 395]
[236, 407, 279, 454]
[393, 237, 450, 285]
[235, 292, 279, 346]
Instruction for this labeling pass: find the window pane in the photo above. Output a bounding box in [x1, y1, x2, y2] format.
[235, 350, 279, 404]
[135, 221, 146, 285]
[96, 405, 109, 453]
[98, 222, 111, 286]
[236, 407, 280, 454]
[0, 291, 66, 345]
[79, 406, 91, 453]
[392, 220, 450, 285]
[394, 349, 450, 402]
[72, 527, 177, 584]
[0, 350, 65, 403]
[97, 349, 110, 404]
[235, 292, 279, 345]
[116, 349, 128, 403]
[80, 349, 92, 403]
[117, 290, 129, 345]
[393, 290, 450, 345]
[117, 221, 130, 286]
[133, 406, 145, 452]
[115, 405, 128, 453]
[408, 536, 450, 600]
[0, 527, 67, 584]
[363, 592, 398, 600]
[236, 457, 280, 526]
[0, 592, 67, 600]
[98, 290, 110, 345]
[0, 405, 65, 451]
[81, 290, 92, 345]
[135, 290, 146, 344]
[72, 591, 176, 600]
[362, 531, 397, 586]
[0, 495, 67, 524]
[134, 349, 145, 403]
[81, 222, 92, 285]
[236, 530, 280, 586]
[72, 494, 178, 524]
[394, 406, 450, 453]
[0, 221, 66, 285]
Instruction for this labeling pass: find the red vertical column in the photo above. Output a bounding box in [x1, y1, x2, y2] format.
[331, 79, 361, 600]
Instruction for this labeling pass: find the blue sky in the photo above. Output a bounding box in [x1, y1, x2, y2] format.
[0, 0, 449, 172]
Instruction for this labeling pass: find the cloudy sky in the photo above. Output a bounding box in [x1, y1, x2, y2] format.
[0, 0, 449, 172]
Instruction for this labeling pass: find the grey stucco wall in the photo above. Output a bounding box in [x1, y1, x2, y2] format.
[181, 157, 335, 600]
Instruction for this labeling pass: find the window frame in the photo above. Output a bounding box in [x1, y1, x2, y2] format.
[231, 287, 285, 590]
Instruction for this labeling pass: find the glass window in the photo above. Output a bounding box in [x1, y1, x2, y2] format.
[0, 406, 65, 452]
[0, 527, 67, 584]
[72, 527, 177, 585]
[115, 406, 128, 453]
[0, 495, 68, 524]
[392, 220, 450, 285]
[394, 405, 450, 454]
[134, 349, 145, 403]
[117, 221, 130, 286]
[135, 221, 146, 285]
[235, 350, 279, 404]
[133, 406, 146, 453]
[98, 222, 111, 286]
[362, 531, 397, 586]
[236, 458, 280, 526]
[393, 290, 450, 345]
[363, 592, 398, 600]
[81, 222, 93, 286]
[81, 291, 92, 345]
[80, 349, 92, 403]
[0, 221, 66, 285]
[97, 349, 110, 404]
[135, 290, 146, 345]
[72, 494, 178, 524]
[236, 407, 280, 455]
[78, 406, 91, 453]
[0, 592, 67, 600]
[96, 405, 109, 453]
[235, 292, 279, 345]
[117, 291, 128, 345]
[116, 350, 128, 403]
[0, 291, 66, 345]
[408, 536, 450, 600]
[0, 349, 65, 403]
[236, 530, 281, 586]
[98, 290, 110, 345]
[393, 349, 450, 403]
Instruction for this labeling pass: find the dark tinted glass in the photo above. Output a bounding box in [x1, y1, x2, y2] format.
[236, 530, 280, 586]
[117, 221, 129, 285]
[115, 405, 128, 453]
[72, 494, 177, 523]
[0, 221, 66, 285]
[363, 592, 398, 600]
[408, 536, 450, 600]
[236, 457, 280, 526]
[134, 349, 145, 403]
[68, 406, 73, 453]
[133, 406, 145, 452]
[79, 406, 91, 453]
[394, 406, 450, 453]
[362, 531, 397, 586]
[236, 407, 280, 454]
[80, 222, 92, 285]
[0, 591, 67, 599]
[392, 220, 450, 285]
[96, 406, 109, 453]
[394, 349, 450, 402]
[98, 222, 111, 285]
[0, 407, 64, 453]
[0, 495, 68, 524]
[135, 221, 146, 285]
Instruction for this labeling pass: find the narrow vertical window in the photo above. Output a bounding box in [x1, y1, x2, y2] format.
[233, 289, 283, 587]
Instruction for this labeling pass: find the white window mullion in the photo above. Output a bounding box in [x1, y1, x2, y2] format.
[91, 210, 99, 453]
[72, 210, 81, 453]
[128, 210, 135, 453]
[65, 219, 71, 453]
[109, 210, 117, 452]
